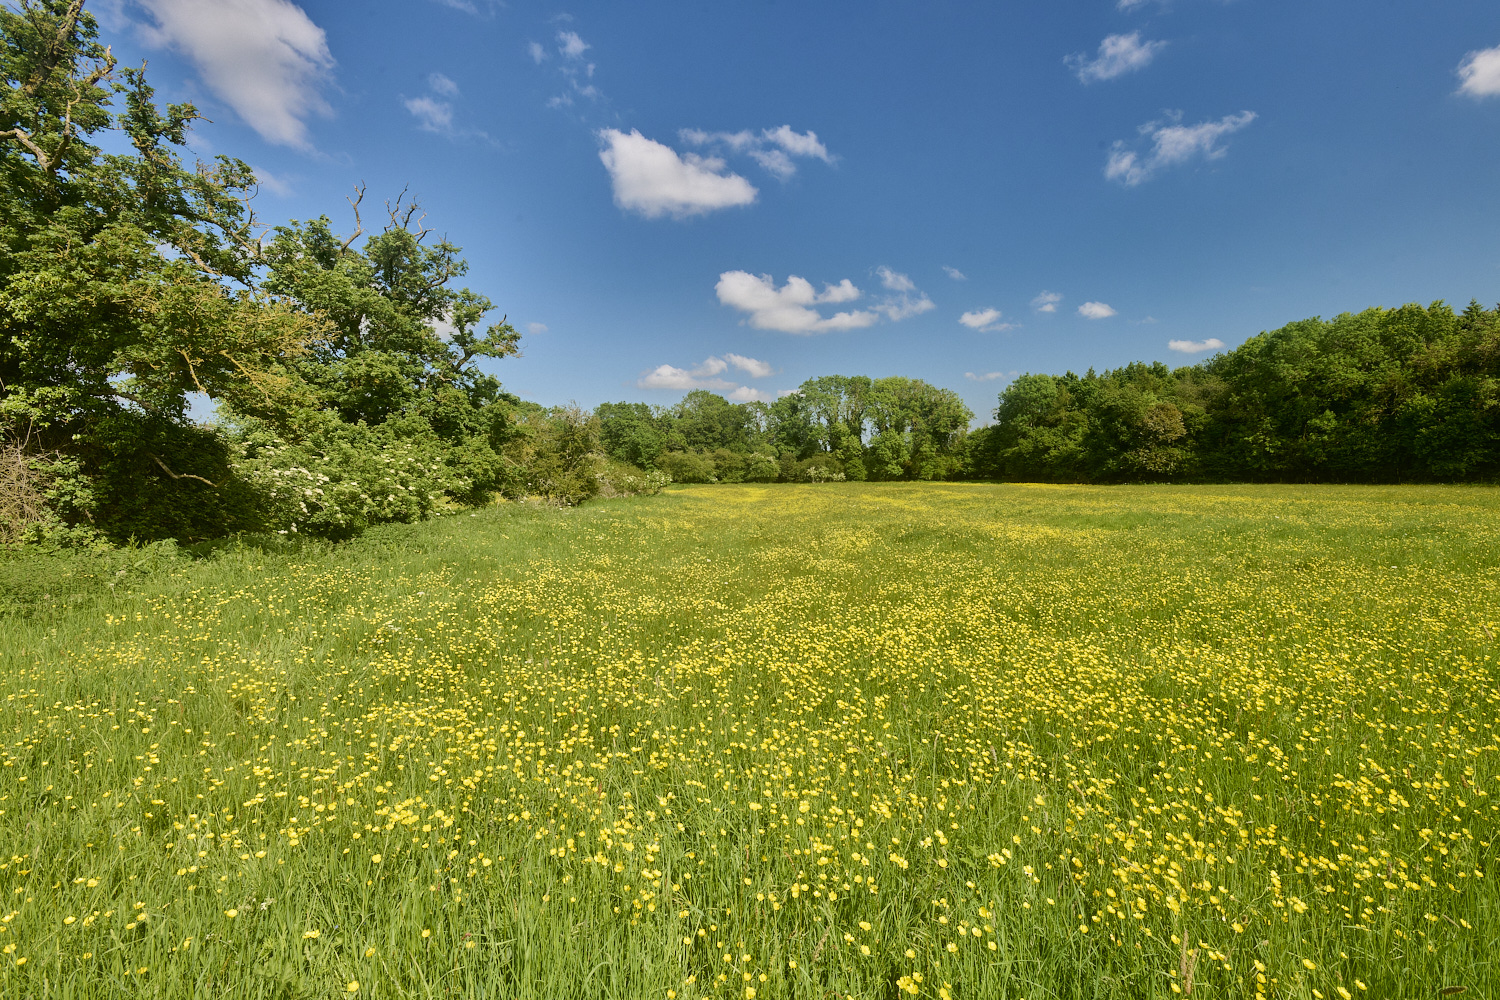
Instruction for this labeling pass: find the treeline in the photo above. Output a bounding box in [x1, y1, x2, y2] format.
[970, 301, 1500, 483]
[596, 376, 973, 484]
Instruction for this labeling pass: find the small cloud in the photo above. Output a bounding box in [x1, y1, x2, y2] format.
[527, 40, 547, 63]
[777, 388, 800, 398]
[942, 265, 967, 281]
[724, 353, 774, 378]
[526, 322, 549, 335]
[873, 267, 935, 321]
[1116, 0, 1152, 8]
[404, 95, 453, 133]
[1067, 32, 1167, 84]
[716, 271, 878, 335]
[1168, 338, 1225, 354]
[964, 371, 1013, 382]
[876, 266, 916, 293]
[1078, 301, 1117, 319]
[557, 30, 589, 59]
[598, 129, 758, 219]
[958, 308, 1015, 333]
[1106, 110, 1257, 186]
[1031, 291, 1062, 313]
[726, 385, 774, 403]
[637, 357, 735, 391]
[427, 72, 459, 97]
[679, 126, 834, 181]
[1457, 44, 1500, 98]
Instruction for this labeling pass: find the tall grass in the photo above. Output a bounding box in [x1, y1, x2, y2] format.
[0, 483, 1496, 998]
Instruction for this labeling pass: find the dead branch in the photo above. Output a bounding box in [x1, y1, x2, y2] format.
[339, 183, 367, 253]
[149, 453, 217, 488]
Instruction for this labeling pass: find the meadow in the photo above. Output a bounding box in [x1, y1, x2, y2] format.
[0, 483, 1496, 999]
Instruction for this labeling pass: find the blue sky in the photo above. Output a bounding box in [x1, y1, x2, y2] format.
[99, 0, 1500, 420]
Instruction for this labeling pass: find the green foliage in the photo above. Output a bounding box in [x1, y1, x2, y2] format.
[1, 1, 317, 541]
[984, 301, 1500, 483]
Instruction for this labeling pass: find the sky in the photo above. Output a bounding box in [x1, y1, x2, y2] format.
[91, 0, 1500, 421]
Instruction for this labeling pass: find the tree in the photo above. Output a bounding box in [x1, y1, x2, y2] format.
[1, 0, 316, 540]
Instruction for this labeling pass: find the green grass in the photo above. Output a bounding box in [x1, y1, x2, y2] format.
[0, 483, 1496, 999]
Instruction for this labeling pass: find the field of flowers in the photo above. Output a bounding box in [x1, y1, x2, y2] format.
[0, 483, 1496, 999]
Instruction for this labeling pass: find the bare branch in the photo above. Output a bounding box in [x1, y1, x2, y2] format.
[339, 183, 366, 253]
[149, 453, 217, 488]
[21, 0, 86, 98]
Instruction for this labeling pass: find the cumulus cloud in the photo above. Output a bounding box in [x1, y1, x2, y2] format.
[724, 353, 774, 378]
[637, 357, 734, 391]
[874, 267, 936, 321]
[132, 0, 334, 149]
[1106, 111, 1257, 186]
[1078, 301, 1118, 319]
[943, 265, 967, 281]
[1457, 45, 1500, 98]
[965, 371, 1014, 382]
[1067, 32, 1168, 84]
[958, 308, 1015, 333]
[526, 322, 549, 335]
[1031, 291, 1062, 313]
[716, 271, 878, 335]
[637, 355, 773, 398]
[1168, 338, 1225, 354]
[598, 129, 758, 219]
[679, 125, 834, 180]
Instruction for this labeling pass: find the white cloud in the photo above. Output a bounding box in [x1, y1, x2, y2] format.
[1068, 32, 1167, 84]
[1031, 291, 1062, 313]
[716, 271, 878, 335]
[958, 308, 1016, 333]
[724, 353, 773, 378]
[526, 322, 549, 335]
[557, 30, 589, 59]
[679, 126, 833, 180]
[598, 129, 758, 219]
[1457, 45, 1500, 98]
[637, 357, 735, 391]
[1168, 338, 1225, 354]
[726, 386, 775, 403]
[943, 266, 967, 281]
[133, 0, 334, 150]
[1117, 0, 1151, 8]
[1106, 111, 1257, 186]
[964, 371, 1012, 382]
[427, 72, 459, 97]
[1078, 301, 1117, 319]
[876, 266, 917, 293]
[404, 96, 453, 133]
[528, 41, 547, 64]
[873, 267, 935, 320]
